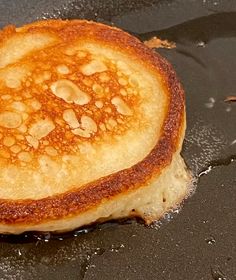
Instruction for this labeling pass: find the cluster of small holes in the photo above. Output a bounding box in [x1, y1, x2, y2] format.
[0, 45, 141, 165]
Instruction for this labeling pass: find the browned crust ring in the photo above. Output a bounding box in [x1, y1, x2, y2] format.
[0, 20, 185, 225]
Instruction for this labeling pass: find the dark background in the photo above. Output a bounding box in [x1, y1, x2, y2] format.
[0, 0, 235, 279]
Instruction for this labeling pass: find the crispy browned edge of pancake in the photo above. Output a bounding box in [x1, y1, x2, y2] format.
[0, 20, 185, 225]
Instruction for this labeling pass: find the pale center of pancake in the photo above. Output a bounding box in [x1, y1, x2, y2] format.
[0, 33, 167, 199]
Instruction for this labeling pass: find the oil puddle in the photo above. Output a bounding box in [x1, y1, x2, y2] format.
[150, 208, 182, 230]
[0, 219, 132, 243]
[0, 220, 131, 279]
[198, 155, 236, 177]
[79, 243, 125, 279]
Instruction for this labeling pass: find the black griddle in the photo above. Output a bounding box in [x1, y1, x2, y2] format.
[0, 1, 235, 279]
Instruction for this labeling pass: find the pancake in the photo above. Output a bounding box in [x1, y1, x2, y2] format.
[0, 20, 191, 234]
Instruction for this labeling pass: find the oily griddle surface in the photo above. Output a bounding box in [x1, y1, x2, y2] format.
[0, 0, 236, 279]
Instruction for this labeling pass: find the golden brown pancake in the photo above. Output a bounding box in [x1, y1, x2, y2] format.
[0, 20, 190, 234]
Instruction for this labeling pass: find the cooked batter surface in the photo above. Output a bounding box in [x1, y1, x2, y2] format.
[0, 23, 166, 199]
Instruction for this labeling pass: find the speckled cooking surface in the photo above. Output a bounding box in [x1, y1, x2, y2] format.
[0, 0, 235, 279]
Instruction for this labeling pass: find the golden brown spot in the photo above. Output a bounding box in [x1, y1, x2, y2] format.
[92, 84, 103, 95]
[77, 51, 87, 58]
[18, 151, 32, 162]
[95, 100, 103, 108]
[63, 109, 80, 129]
[80, 115, 97, 133]
[51, 79, 91, 105]
[72, 128, 91, 138]
[107, 118, 117, 128]
[22, 113, 29, 121]
[104, 107, 112, 113]
[10, 145, 21, 154]
[45, 146, 58, 156]
[56, 64, 70, 75]
[111, 96, 132, 116]
[64, 47, 87, 57]
[23, 91, 32, 99]
[80, 60, 107, 76]
[34, 71, 51, 84]
[106, 118, 118, 131]
[0, 111, 22, 128]
[29, 99, 42, 111]
[17, 124, 27, 133]
[0, 149, 10, 159]
[64, 48, 76, 56]
[128, 76, 139, 87]
[83, 78, 92, 86]
[118, 78, 128, 86]
[117, 118, 124, 124]
[6, 78, 21, 89]
[99, 123, 106, 132]
[29, 119, 55, 140]
[116, 61, 131, 75]
[99, 72, 110, 82]
[10, 101, 27, 112]
[3, 136, 15, 147]
[127, 88, 133, 95]
[26, 135, 39, 149]
[16, 135, 24, 140]
[1, 94, 11, 100]
[72, 115, 97, 138]
[120, 88, 127, 96]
